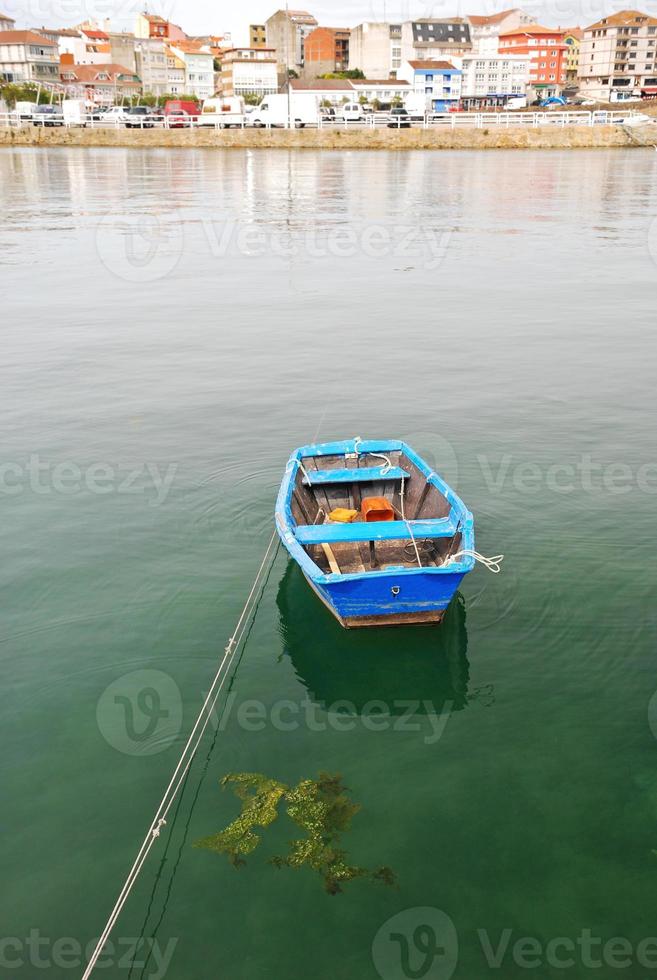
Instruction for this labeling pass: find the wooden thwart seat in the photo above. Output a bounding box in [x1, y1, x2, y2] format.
[302, 466, 410, 486]
[295, 517, 456, 545]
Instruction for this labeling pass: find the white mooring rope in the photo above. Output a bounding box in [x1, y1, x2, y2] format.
[443, 550, 505, 574]
[80, 530, 280, 980]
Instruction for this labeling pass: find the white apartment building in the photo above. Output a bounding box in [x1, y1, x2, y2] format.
[459, 54, 529, 105]
[165, 47, 186, 94]
[578, 9, 657, 100]
[467, 9, 534, 55]
[169, 43, 214, 99]
[134, 38, 168, 95]
[57, 27, 112, 66]
[0, 30, 60, 84]
[400, 20, 473, 63]
[350, 20, 472, 78]
[220, 48, 277, 98]
[348, 22, 403, 78]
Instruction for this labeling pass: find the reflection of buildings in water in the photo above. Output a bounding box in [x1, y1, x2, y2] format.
[276, 561, 471, 714]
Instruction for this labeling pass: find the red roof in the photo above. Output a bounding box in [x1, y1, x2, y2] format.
[499, 23, 565, 37]
[468, 10, 519, 26]
[408, 60, 457, 69]
[60, 62, 140, 83]
[82, 29, 109, 40]
[290, 78, 352, 90]
[0, 30, 57, 45]
[585, 9, 657, 30]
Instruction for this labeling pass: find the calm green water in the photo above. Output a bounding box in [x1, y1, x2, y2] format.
[1, 147, 656, 980]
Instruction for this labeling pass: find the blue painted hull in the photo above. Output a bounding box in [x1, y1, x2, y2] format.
[276, 439, 475, 628]
[306, 568, 467, 627]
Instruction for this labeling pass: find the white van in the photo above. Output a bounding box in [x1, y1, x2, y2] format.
[62, 100, 87, 127]
[249, 93, 319, 128]
[13, 101, 37, 122]
[341, 102, 365, 122]
[199, 96, 245, 128]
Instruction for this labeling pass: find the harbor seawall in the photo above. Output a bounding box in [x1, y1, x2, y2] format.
[1, 123, 656, 150]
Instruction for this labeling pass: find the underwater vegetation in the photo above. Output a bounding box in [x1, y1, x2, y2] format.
[194, 771, 397, 895]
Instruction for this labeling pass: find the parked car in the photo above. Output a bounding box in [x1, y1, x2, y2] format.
[90, 106, 109, 121]
[165, 110, 192, 128]
[341, 102, 365, 122]
[103, 106, 131, 124]
[125, 106, 156, 128]
[387, 107, 411, 128]
[320, 106, 336, 122]
[32, 105, 64, 127]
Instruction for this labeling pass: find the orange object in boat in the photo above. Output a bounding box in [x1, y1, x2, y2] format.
[328, 508, 358, 523]
[361, 497, 395, 522]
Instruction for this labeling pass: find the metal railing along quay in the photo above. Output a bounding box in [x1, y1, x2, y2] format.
[0, 109, 643, 132]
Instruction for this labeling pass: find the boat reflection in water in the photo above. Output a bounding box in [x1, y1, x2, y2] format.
[276, 563, 474, 716]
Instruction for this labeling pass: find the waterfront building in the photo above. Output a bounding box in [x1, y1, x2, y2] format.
[108, 32, 137, 73]
[250, 25, 267, 48]
[577, 10, 657, 101]
[220, 48, 278, 98]
[57, 26, 112, 66]
[164, 47, 186, 94]
[350, 20, 472, 79]
[0, 12, 16, 32]
[563, 29, 582, 84]
[289, 77, 354, 103]
[459, 53, 529, 106]
[134, 37, 168, 95]
[467, 9, 534, 54]
[265, 9, 318, 77]
[135, 12, 187, 42]
[348, 22, 402, 78]
[349, 78, 410, 104]
[168, 41, 215, 99]
[303, 27, 350, 77]
[59, 62, 141, 102]
[499, 24, 568, 96]
[400, 20, 473, 63]
[0, 30, 59, 85]
[398, 60, 462, 111]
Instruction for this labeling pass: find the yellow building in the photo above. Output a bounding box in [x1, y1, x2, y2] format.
[563, 28, 582, 83]
[249, 24, 267, 49]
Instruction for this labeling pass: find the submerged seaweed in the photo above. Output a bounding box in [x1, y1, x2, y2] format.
[194, 771, 397, 894]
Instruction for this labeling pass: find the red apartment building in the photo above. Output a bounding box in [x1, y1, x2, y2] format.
[498, 24, 568, 96]
[303, 26, 350, 76]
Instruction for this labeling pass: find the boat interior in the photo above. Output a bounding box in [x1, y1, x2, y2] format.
[289, 448, 463, 576]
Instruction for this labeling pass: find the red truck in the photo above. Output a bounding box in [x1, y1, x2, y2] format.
[163, 100, 201, 127]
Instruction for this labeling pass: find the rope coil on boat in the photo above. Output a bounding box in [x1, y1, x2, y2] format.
[353, 436, 392, 475]
[443, 550, 505, 574]
[80, 531, 281, 980]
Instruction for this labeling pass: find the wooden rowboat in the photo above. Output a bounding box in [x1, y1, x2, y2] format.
[275, 438, 476, 628]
